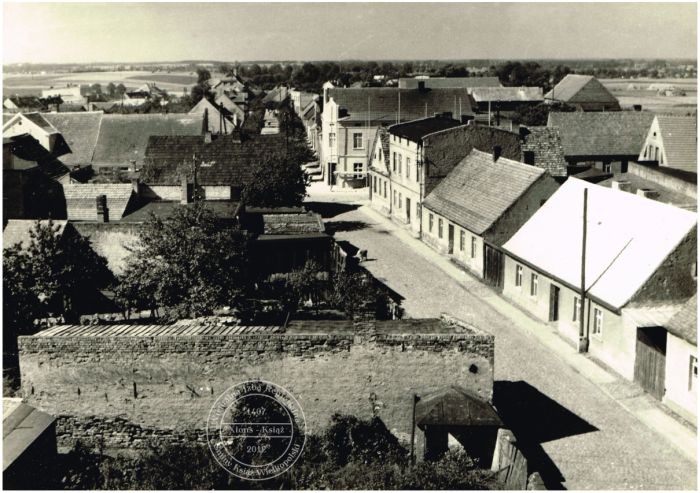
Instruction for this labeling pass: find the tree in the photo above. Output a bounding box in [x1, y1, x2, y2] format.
[90, 83, 102, 95]
[106, 82, 116, 97]
[196, 67, 211, 85]
[242, 148, 308, 208]
[115, 83, 127, 95]
[116, 203, 250, 321]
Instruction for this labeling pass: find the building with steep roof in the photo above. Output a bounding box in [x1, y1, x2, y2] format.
[638, 115, 696, 173]
[42, 112, 103, 168]
[422, 149, 558, 287]
[189, 98, 238, 135]
[469, 86, 544, 118]
[544, 74, 621, 112]
[548, 111, 655, 173]
[398, 77, 502, 89]
[3, 96, 46, 113]
[62, 183, 138, 222]
[320, 82, 475, 188]
[2, 112, 70, 158]
[502, 178, 696, 382]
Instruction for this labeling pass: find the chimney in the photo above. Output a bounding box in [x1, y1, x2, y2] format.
[180, 175, 192, 204]
[519, 126, 531, 139]
[96, 194, 109, 223]
[493, 145, 502, 162]
[417, 81, 426, 91]
[611, 179, 632, 193]
[204, 129, 212, 144]
[131, 177, 140, 195]
[633, 104, 643, 112]
[637, 188, 659, 200]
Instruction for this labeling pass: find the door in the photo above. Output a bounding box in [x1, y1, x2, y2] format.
[634, 327, 667, 400]
[448, 224, 455, 254]
[548, 284, 560, 322]
[483, 244, 504, 289]
[406, 197, 411, 223]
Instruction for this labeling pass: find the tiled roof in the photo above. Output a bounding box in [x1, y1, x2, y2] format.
[470, 87, 543, 103]
[665, 294, 697, 345]
[503, 178, 697, 310]
[5, 96, 45, 109]
[42, 112, 103, 167]
[120, 200, 241, 223]
[3, 219, 68, 250]
[399, 77, 502, 89]
[548, 111, 654, 158]
[141, 133, 287, 186]
[388, 116, 463, 142]
[327, 87, 474, 122]
[656, 115, 697, 172]
[62, 183, 135, 221]
[214, 94, 245, 119]
[3, 133, 70, 179]
[261, 212, 325, 235]
[22, 113, 58, 132]
[92, 114, 204, 167]
[423, 149, 546, 235]
[544, 74, 619, 106]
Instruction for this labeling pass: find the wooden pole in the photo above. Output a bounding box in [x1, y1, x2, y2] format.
[579, 188, 588, 352]
[410, 393, 418, 464]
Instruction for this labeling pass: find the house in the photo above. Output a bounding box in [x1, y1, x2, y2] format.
[501, 178, 696, 387]
[398, 77, 502, 89]
[421, 149, 558, 288]
[290, 90, 318, 117]
[238, 206, 331, 276]
[519, 127, 568, 178]
[41, 86, 85, 105]
[215, 94, 246, 123]
[638, 115, 696, 173]
[3, 399, 57, 490]
[262, 86, 289, 105]
[301, 98, 321, 154]
[320, 82, 475, 188]
[41, 112, 103, 170]
[140, 132, 287, 201]
[3, 95, 46, 113]
[3, 134, 68, 221]
[261, 109, 281, 134]
[2, 112, 71, 159]
[548, 111, 655, 174]
[470, 87, 544, 126]
[62, 183, 139, 222]
[661, 294, 697, 421]
[189, 98, 238, 134]
[211, 75, 247, 98]
[544, 74, 621, 111]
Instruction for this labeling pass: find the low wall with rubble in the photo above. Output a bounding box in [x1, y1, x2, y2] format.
[19, 316, 494, 451]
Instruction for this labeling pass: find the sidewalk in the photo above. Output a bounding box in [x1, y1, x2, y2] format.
[358, 203, 697, 463]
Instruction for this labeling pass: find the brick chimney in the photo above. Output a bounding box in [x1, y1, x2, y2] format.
[96, 194, 109, 223]
[131, 177, 140, 195]
[493, 145, 502, 162]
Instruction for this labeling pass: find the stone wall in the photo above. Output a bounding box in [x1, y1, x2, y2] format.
[19, 316, 494, 452]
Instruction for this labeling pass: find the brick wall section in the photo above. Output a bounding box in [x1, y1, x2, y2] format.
[422, 124, 522, 195]
[630, 227, 697, 305]
[19, 317, 494, 451]
[627, 162, 697, 199]
[520, 127, 567, 177]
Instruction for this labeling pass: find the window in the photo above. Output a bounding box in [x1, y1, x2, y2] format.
[602, 162, 611, 173]
[530, 273, 538, 297]
[573, 297, 581, 322]
[354, 162, 362, 179]
[329, 132, 336, 147]
[429, 214, 434, 233]
[384, 181, 387, 198]
[438, 218, 443, 239]
[353, 132, 363, 149]
[592, 308, 603, 337]
[660, 152, 664, 165]
[515, 265, 523, 287]
[398, 154, 402, 175]
[393, 190, 397, 205]
[398, 192, 402, 208]
[379, 148, 382, 161]
[459, 230, 465, 251]
[392, 152, 397, 171]
[690, 355, 697, 392]
[523, 151, 535, 165]
[372, 176, 377, 192]
[406, 157, 411, 178]
[470, 236, 477, 259]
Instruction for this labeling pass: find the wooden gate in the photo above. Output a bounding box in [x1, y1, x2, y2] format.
[484, 244, 504, 289]
[634, 326, 667, 400]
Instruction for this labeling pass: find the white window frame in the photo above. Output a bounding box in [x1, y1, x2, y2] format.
[459, 230, 465, 251]
[470, 236, 477, 259]
[429, 213, 434, 233]
[573, 297, 581, 322]
[530, 273, 538, 297]
[592, 308, 603, 337]
[438, 218, 443, 239]
[352, 132, 363, 149]
[353, 162, 363, 179]
[406, 157, 411, 178]
[329, 132, 336, 147]
[515, 265, 523, 287]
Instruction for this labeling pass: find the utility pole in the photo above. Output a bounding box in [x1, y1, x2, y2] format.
[578, 188, 588, 353]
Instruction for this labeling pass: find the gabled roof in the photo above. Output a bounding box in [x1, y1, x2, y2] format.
[416, 386, 501, 427]
[423, 149, 546, 235]
[92, 114, 204, 167]
[399, 77, 502, 89]
[3, 219, 69, 250]
[141, 133, 287, 186]
[62, 183, 135, 221]
[548, 111, 654, 158]
[388, 116, 463, 142]
[327, 87, 474, 122]
[544, 74, 619, 106]
[470, 87, 544, 103]
[4, 96, 45, 110]
[503, 178, 697, 310]
[3, 133, 70, 178]
[215, 94, 245, 118]
[656, 115, 697, 172]
[665, 294, 697, 345]
[42, 112, 103, 167]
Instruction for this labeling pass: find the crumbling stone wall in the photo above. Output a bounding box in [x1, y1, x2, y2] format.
[19, 317, 494, 452]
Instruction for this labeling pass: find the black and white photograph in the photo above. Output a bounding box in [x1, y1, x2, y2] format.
[1, 1, 698, 490]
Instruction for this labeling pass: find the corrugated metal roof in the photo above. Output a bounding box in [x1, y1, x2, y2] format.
[548, 111, 654, 158]
[503, 178, 697, 309]
[423, 149, 545, 235]
[3, 220, 68, 250]
[656, 115, 697, 173]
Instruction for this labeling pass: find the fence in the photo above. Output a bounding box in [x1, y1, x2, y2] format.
[491, 428, 546, 490]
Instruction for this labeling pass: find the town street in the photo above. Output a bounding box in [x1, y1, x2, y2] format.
[311, 195, 697, 490]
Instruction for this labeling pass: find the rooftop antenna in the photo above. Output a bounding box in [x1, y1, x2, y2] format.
[397, 90, 401, 124]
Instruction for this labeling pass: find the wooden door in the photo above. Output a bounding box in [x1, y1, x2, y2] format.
[448, 224, 454, 254]
[484, 244, 504, 289]
[548, 284, 560, 322]
[634, 327, 667, 400]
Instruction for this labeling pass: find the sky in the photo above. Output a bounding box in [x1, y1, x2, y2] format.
[3, 2, 697, 64]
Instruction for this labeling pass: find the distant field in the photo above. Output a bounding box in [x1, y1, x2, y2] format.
[127, 73, 197, 85]
[601, 78, 697, 115]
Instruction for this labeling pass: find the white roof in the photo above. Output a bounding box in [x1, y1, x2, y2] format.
[503, 178, 697, 310]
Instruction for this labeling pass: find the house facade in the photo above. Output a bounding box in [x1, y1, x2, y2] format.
[638, 115, 696, 173]
[662, 295, 697, 421]
[421, 149, 558, 287]
[502, 179, 696, 393]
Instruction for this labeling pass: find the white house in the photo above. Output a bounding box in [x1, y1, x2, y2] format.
[662, 295, 697, 421]
[638, 115, 697, 173]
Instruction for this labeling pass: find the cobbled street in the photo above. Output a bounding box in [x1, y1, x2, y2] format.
[315, 198, 697, 490]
